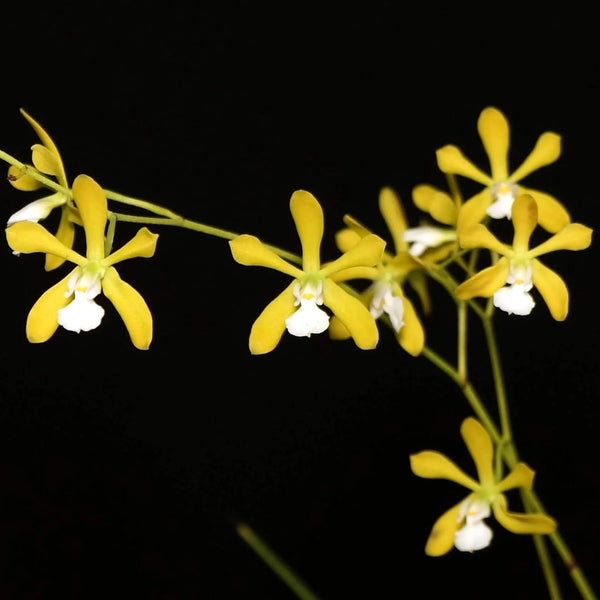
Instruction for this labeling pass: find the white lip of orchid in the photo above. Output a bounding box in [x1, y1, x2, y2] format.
[369, 280, 404, 332]
[454, 497, 493, 553]
[488, 182, 518, 220]
[285, 280, 330, 337]
[7, 192, 67, 226]
[493, 262, 535, 316]
[403, 225, 457, 257]
[57, 268, 105, 334]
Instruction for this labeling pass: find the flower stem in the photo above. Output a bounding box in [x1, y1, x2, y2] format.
[235, 522, 321, 600]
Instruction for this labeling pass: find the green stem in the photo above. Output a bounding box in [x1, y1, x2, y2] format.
[236, 522, 321, 600]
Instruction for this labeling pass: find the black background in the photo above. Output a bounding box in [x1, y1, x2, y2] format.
[1, 3, 598, 598]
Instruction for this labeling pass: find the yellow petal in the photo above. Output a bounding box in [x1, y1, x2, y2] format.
[20, 108, 68, 186]
[435, 145, 492, 186]
[456, 189, 492, 234]
[322, 279, 378, 349]
[290, 190, 323, 272]
[102, 267, 153, 350]
[341, 214, 372, 238]
[320, 234, 385, 278]
[72, 174, 108, 260]
[409, 451, 479, 490]
[394, 291, 424, 356]
[424, 500, 464, 556]
[229, 234, 303, 278]
[458, 223, 509, 255]
[335, 227, 362, 253]
[31, 143, 62, 177]
[511, 194, 538, 251]
[379, 186, 408, 252]
[529, 223, 593, 257]
[104, 228, 159, 266]
[328, 315, 351, 340]
[496, 462, 535, 493]
[456, 258, 510, 300]
[7, 165, 44, 191]
[248, 281, 297, 354]
[478, 107, 509, 181]
[6, 221, 83, 265]
[412, 184, 457, 226]
[460, 417, 494, 486]
[329, 266, 379, 283]
[492, 494, 557, 534]
[518, 186, 570, 233]
[26, 269, 76, 343]
[531, 258, 569, 321]
[329, 289, 373, 341]
[509, 132, 561, 183]
[45, 209, 76, 271]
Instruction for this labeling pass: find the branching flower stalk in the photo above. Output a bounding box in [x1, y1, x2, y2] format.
[1, 106, 597, 600]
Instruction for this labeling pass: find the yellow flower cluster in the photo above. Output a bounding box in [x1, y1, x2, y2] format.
[2, 105, 595, 573]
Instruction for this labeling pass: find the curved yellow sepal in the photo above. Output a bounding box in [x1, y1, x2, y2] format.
[20, 109, 68, 186]
[26, 270, 76, 343]
[435, 145, 492, 185]
[72, 174, 108, 260]
[424, 500, 464, 557]
[290, 190, 324, 272]
[335, 228, 362, 253]
[323, 279, 378, 350]
[395, 293, 424, 356]
[105, 228, 159, 266]
[102, 266, 153, 350]
[249, 281, 297, 354]
[456, 258, 510, 300]
[412, 184, 456, 226]
[492, 494, 557, 535]
[511, 195, 538, 251]
[477, 107, 510, 181]
[496, 462, 535, 493]
[509, 132, 561, 183]
[531, 223, 593, 257]
[7, 165, 44, 191]
[31, 144, 62, 178]
[460, 417, 494, 486]
[518, 186, 570, 233]
[320, 234, 385, 278]
[458, 223, 508, 255]
[6, 221, 83, 265]
[531, 259, 569, 321]
[45, 210, 76, 271]
[229, 235, 303, 279]
[379, 186, 408, 251]
[456, 189, 492, 234]
[409, 451, 479, 490]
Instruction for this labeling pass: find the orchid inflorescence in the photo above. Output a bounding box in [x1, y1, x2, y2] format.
[1, 106, 595, 598]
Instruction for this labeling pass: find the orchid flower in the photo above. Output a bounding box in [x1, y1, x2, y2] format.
[329, 187, 426, 356]
[436, 106, 570, 234]
[6, 174, 158, 349]
[229, 190, 386, 354]
[456, 194, 592, 320]
[7, 108, 77, 271]
[410, 417, 556, 556]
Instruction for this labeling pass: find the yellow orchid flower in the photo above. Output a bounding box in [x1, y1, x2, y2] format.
[7, 108, 76, 271]
[229, 189, 386, 355]
[456, 194, 592, 320]
[410, 417, 556, 556]
[328, 187, 426, 356]
[436, 106, 570, 234]
[403, 183, 458, 259]
[5, 174, 158, 350]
